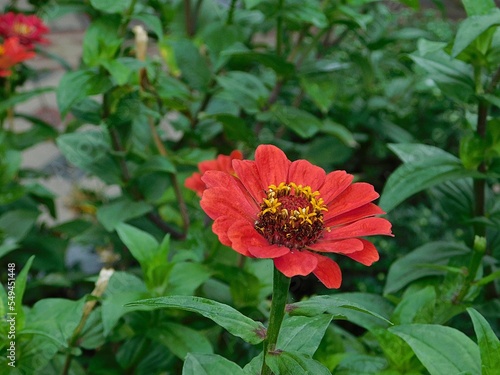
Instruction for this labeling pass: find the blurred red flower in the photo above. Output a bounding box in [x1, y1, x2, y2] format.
[185, 150, 243, 197]
[0, 37, 36, 77]
[200, 144, 393, 288]
[0, 12, 49, 48]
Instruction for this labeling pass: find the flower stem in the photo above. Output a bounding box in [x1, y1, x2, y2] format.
[276, 0, 285, 56]
[261, 267, 290, 375]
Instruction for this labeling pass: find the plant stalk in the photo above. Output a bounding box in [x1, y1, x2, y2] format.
[227, 0, 237, 25]
[261, 267, 290, 375]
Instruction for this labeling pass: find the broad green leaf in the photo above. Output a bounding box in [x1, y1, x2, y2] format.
[97, 200, 153, 231]
[278, 315, 332, 356]
[167, 262, 212, 296]
[102, 271, 148, 336]
[267, 104, 322, 139]
[127, 296, 266, 345]
[22, 297, 85, 347]
[0, 209, 39, 241]
[452, 10, 500, 57]
[56, 69, 113, 116]
[379, 143, 480, 212]
[384, 241, 470, 295]
[287, 295, 392, 326]
[392, 286, 436, 325]
[329, 293, 394, 331]
[462, 0, 496, 16]
[150, 322, 213, 359]
[284, 1, 328, 29]
[216, 71, 269, 114]
[115, 222, 159, 266]
[133, 13, 164, 42]
[0, 238, 19, 260]
[18, 298, 85, 372]
[226, 51, 295, 77]
[13, 256, 35, 330]
[56, 131, 122, 185]
[390, 324, 481, 375]
[0, 149, 21, 184]
[320, 119, 358, 147]
[0, 87, 54, 113]
[411, 40, 475, 102]
[467, 308, 500, 374]
[89, 0, 132, 13]
[183, 353, 244, 375]
[209, 114, 255, 143]
[134, 156, 176, 177]
[168, 39, 212, 91]
[265, 350, 331, 375]
[336, 353, 389, 374]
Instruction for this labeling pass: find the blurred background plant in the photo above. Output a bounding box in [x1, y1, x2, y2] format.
[0, 0, 499, 374]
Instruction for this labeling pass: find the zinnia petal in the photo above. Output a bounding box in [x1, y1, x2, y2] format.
[255, 145, 291, 187]
[325, 203, 385, 226]
[228, 221, 289, 258]
[307, 238, 363, 254]
[273, 250, 318, 277]
[320, 170, 354, 205]
[324, 182, 380, 220]
[311, 254, 342, 289]
[232, 159, 266, 205]
[323, 217, 393, 241]
[287, 160, 326, 191]
[344, 239, 380, 266]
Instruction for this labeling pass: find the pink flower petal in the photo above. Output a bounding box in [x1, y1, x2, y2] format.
[287, 160, 326, 191]
[307, 238, 363, 254]
[311, 253, 342, 289]
[255, 145, 291, 188]
[273, 250, 318, 277]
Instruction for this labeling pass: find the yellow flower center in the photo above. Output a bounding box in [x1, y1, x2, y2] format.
[254, 182, 328, 249]
[13, 22, 33, 36]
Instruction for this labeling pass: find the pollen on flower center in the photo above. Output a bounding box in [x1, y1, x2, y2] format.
[254, 182, 328, 249]
[13, 22, 33, 36]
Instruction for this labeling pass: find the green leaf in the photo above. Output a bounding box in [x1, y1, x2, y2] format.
[14, 255, 35, 330]
[102, 271, 148, 336]
[115, 223, 159, 266]
[56, 130, 122, 185]
[379, 143, 480, 212]
[127, 296, 266, 344]
[183, 353, 244, 375]
[265, 351, 331, 375]
[168, 39, 212, 91]
[56, 69, 113, 117]
[0, 149, 21, 184]
[411, 40, 475, 102]
[467, 308, 500, 375]
[225, 51, 295, 76]
[133, 13, 164, 42]
[278, 315, 332, 356]
[167, 263, 211, 296]
[97, 200, 153, 232]
[216, 71, 270, 114]
[390, 324, 481, 375]
[89, 0, 132, 13]
[135, 156, 177, 176]
[462, 0, 496, 16]
[0, 209, 39, 241]
[287, 295, 392, 326]
[151, 322, 213, 359]
[452, 10, 500, 57]
[267, 104, 322, 139]
[0, 87, 54, 113]
[209, 114, 255, 143]
[392, 286, 437, 325]
[384, 241, 470, 295]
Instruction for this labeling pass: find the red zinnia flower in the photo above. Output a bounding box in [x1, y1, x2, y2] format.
[0, 37, 36, 77]
[185, 150, 243, 197]
[200, 145, 393, 289]
[0, 12, 49, 48]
